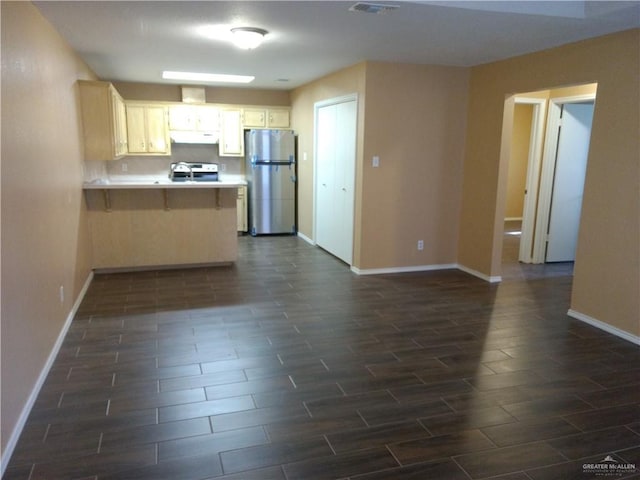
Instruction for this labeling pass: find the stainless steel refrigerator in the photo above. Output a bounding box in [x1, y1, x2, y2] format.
[245, 129, 296, 236]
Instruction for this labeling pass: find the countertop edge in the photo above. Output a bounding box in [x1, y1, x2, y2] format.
[83, 180, 246, 190]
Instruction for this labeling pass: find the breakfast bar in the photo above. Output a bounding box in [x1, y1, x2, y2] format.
[83, 177, 246, 271]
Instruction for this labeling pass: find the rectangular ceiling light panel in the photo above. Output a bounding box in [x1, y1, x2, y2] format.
[162, 71, 255, 84]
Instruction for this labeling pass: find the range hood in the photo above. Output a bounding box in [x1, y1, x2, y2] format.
[170, 130, 218, 144]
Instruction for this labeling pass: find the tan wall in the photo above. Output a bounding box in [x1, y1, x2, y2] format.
[506, 104, 532, 219]
[1, 2, 95, 458]
[290, 64, 367, 241]
[359, 62, 469, 269]
[458, 29, 639, 335]
[113, 81, 290, 106]
[291, 62, 469, 270]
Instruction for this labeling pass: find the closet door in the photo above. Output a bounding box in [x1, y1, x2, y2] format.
[333, 100, 357, 264]
[314, 97, 357, 265]
[315, 105, 337, 251]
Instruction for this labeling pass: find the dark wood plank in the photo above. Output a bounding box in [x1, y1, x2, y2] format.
[220, 437, 332, 474]
[455, 442, 566, 478]
[388, 430, 495, 465]
[282, 447, 399, 480]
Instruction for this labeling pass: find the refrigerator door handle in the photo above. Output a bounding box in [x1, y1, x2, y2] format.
[252, 160, 293, 165]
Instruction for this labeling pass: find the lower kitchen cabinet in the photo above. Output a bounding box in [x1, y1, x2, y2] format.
[237, 186, 247, 232]
[84, 188, 238, 269]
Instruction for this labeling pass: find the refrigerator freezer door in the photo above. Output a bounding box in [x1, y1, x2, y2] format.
[250, 198, 296, 235]
[248, 164, 296, 235]
[247, 129, 295, 164]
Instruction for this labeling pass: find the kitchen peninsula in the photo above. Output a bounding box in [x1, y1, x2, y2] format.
[83, 177, 245, 270]
[77, 80, 289, 271]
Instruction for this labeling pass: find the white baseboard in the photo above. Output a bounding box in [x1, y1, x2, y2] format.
[568, 309, 640, 345]
[457, 264, 502, 283]
[349, 260, 502, 283]
[294, 240, 502, 284]
[296, 231, 314, 245]
[1, 271, 94, 477]
[351, 263, 457, 275]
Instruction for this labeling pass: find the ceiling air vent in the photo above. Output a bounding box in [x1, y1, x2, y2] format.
[349, 2, 399, 14]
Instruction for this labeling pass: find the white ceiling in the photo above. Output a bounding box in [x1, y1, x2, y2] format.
[35, 1, 640, 90]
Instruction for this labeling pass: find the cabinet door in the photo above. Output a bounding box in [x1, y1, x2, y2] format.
[146, 106, 169, 153]
[243, 109, 266, 128]
[113, 93, 128, 156]
[236, 186, 247, 232]
[126, 105, 147, 153]
[219, 109, 243, 157]
[78, 80, 126, 161]
[168, 105, 195, 131]
[267, 109, 290, 128]
[196, 106, 220, 132]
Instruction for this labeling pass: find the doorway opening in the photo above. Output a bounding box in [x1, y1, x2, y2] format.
[501, 84, 597, 279]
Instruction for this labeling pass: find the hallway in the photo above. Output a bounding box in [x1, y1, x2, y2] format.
[501, 220, 575, 281]
[4, 236, 639, 479]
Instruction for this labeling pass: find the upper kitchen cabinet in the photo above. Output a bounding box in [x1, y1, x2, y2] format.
[168, 105, 220, 132]
[125, 103, 170, 155]
[242, 108, 266, 128]
[267, 108, 290, 128]
[78, 80, 128, 161]
[242, 107, 291, 129]
[219, 108, 243, 157]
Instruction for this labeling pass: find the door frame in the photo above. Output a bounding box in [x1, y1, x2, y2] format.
[532, 93, 596, 263]
[312, 93, 358, 262]
[513, 96, 547, 263]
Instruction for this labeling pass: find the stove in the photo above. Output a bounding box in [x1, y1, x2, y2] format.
[169, 162, 218, 182]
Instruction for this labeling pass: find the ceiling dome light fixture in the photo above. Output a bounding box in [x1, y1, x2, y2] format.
[230, 27, 268, 50]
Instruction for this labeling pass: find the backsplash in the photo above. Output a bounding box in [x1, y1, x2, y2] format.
[94, 144, 244, 179]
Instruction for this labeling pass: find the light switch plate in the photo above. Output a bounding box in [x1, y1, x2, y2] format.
[372, 156, 380, 167]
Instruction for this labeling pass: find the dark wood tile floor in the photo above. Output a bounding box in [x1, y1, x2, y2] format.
[501, 220, 574, 281]
[4, 236, 639, 479]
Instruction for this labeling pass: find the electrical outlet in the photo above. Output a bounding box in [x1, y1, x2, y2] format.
[59, 285, 64, 304]
[121, 163, 128, 172]
[417, 240, 424, 251]
[372, 156, 380, 168]
[220, 163, 226, 172]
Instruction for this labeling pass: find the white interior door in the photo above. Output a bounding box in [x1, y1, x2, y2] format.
[545, 102, 594, 262]
[314, 96, 357, 265]
[333, 100, 357, 263]
[514, 97, 547, 264]
[315, 105, 336, 250]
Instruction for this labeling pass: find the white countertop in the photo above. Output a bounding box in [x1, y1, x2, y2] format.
[83, 175, 246, 190]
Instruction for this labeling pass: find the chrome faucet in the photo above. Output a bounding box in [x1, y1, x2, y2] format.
[169, 162, 193, 181]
